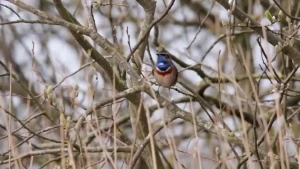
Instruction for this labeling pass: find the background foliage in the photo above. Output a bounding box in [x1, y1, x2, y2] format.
[1, 0, 300, 168]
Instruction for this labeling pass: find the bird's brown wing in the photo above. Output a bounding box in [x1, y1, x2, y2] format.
[172, 66, 178, 86]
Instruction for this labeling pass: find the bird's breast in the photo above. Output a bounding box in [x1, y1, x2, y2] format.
[154, 66, 177, 87]
[155, 66, 172, 76]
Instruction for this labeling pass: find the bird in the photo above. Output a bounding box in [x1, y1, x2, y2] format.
[153, 52, 178, 94]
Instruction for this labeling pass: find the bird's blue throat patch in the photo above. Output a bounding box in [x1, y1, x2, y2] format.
[156, 55, 171, 71]
[157, 62, 170, 71]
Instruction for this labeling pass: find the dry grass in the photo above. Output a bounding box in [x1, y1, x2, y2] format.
[0, 0, 300, 169]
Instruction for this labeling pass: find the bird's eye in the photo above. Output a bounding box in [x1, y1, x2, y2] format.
[164, 54, 170, 59]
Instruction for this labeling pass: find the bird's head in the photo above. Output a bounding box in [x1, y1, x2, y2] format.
[156, 52, 172, 71]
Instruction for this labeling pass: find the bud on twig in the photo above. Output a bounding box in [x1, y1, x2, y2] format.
[277, 10, 283, 21]
[265, 10, 275, 23]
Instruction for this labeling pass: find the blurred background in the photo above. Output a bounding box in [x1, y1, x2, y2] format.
[1, 0, 300, 168]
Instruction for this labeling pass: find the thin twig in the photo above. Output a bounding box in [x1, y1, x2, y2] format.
[125, 0, 175, 59]
[52, 61, 95, 91]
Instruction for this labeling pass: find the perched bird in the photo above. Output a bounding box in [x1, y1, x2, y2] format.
[153, 52, 178, 91]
